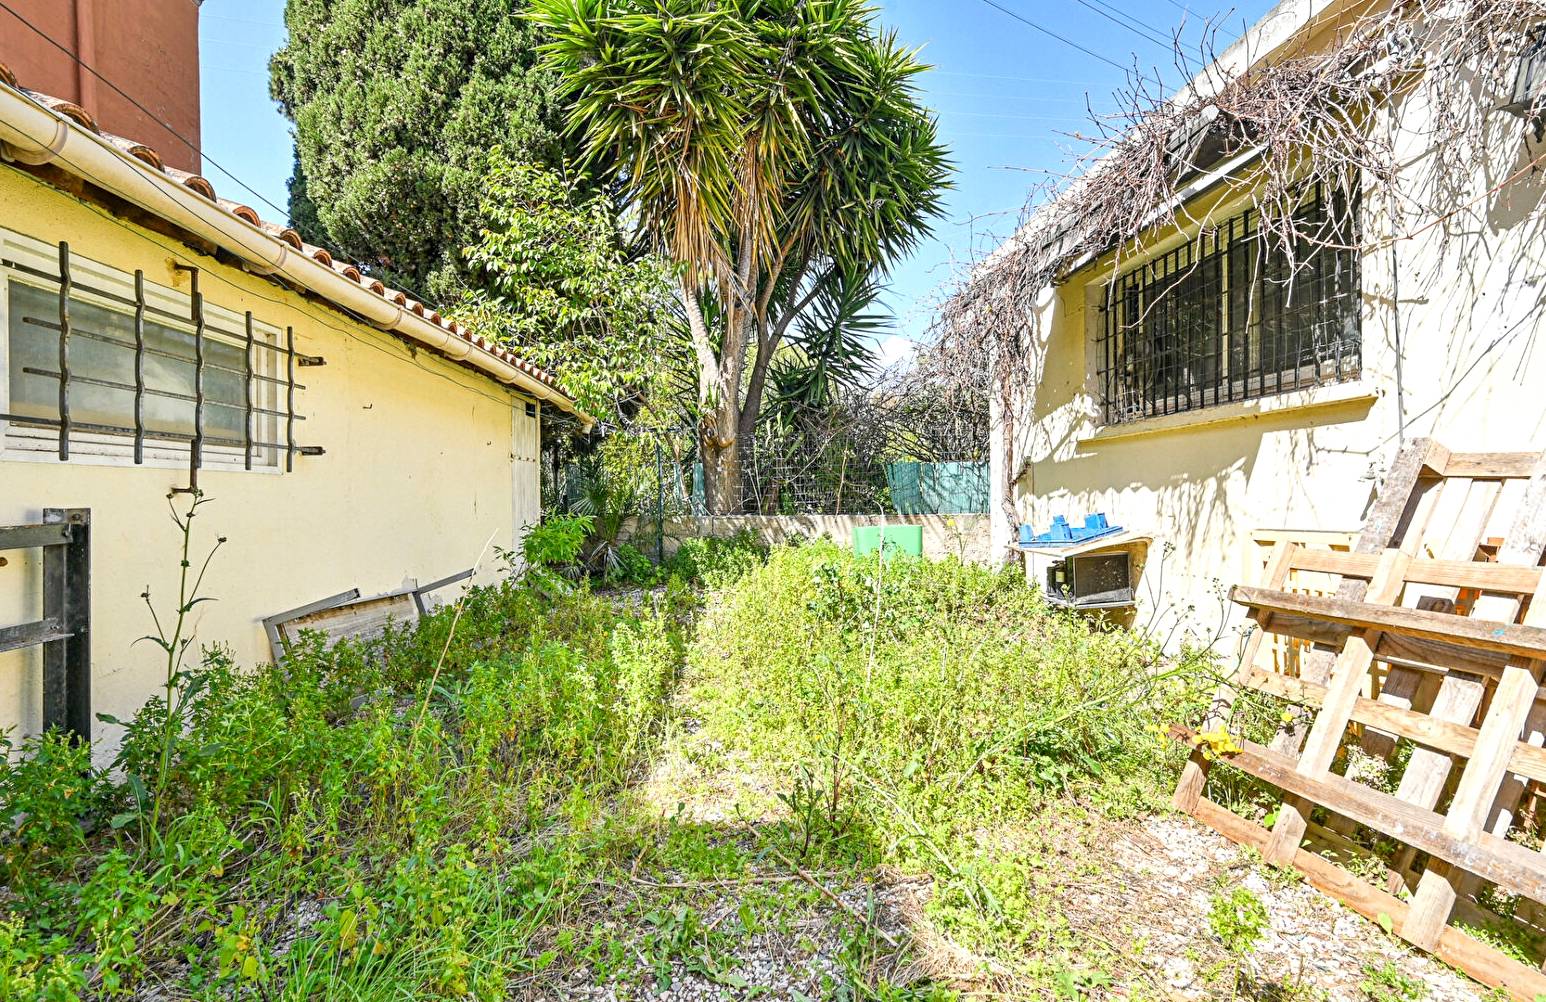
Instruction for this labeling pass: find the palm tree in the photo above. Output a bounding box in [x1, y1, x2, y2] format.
[531, 0, 950, 512]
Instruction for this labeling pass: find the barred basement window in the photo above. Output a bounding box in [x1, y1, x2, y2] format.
[0, 232, 320, 473]
[1096, 183, 1361, 425]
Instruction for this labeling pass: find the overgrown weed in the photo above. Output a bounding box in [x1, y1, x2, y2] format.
[685, 539, 1218, 985]
[0, 563, 686, 998]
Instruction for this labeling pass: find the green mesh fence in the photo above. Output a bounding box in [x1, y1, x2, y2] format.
[883, 462, 989, 515]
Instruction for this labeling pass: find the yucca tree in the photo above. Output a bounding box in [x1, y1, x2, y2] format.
[531, 0, 950, 512]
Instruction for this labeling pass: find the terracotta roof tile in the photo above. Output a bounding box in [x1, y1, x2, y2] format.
[0, 59, 573, 400]
[162, 166, 217, 201]
[24, 90, 96, 132]
[216, 198, 262, 226]
[104, 134, 163, 171]
[259, 221, 304, 250]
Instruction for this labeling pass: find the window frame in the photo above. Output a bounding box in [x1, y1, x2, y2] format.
[1094, 183, 1363, 426]
[0, 228, 286, 473]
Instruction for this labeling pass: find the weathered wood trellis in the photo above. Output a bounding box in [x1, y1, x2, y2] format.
[1172, 438, 1546, 999]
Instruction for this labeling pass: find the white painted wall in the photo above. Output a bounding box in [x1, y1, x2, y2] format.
[0, 166, 544, 757]
[989, 17, 1546, 648]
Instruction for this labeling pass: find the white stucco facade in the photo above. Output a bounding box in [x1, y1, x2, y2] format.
[0, 157, 547, 754]
[987, 0, 1546, 645]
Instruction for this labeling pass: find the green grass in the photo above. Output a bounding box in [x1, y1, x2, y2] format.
[680, 540, 1219, 986]
[0, 575, 686, 1000]
[0, 536, 1220, 1000]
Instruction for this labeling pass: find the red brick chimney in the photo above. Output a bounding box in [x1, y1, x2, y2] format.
[0, 0, 201, 173]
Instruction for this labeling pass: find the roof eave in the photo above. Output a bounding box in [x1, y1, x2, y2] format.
[0, 76, 594, 431]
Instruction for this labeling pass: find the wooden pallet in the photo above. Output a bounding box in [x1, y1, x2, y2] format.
[1172, 439, 1546, 1000]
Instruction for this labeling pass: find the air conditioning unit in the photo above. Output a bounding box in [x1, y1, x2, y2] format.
[1502, 25, 1546, 129]
[1045, 551, 1134, 610]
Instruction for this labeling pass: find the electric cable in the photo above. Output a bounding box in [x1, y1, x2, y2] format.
[0, 0, 437, 305]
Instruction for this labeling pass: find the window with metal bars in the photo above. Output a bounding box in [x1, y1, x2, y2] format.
[1096, 184, 1361, 425]
[0, 233, 321, 474]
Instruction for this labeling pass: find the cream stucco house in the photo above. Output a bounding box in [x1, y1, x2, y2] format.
[0, 60, 590, 751]
[976, 0, 1546, 644]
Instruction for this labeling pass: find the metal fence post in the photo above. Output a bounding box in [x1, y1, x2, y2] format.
[41, 508, 90, 744]
[655, 440, 665, 563]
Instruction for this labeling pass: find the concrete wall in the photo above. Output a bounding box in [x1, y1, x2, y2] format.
[0, 0, 202, 172]
[629, 514, 994, 565]
[0, 164, 541, 755]
[990, 12, 1546, 647]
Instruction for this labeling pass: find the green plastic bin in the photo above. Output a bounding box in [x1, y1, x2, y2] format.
[852, 525, 924, 558]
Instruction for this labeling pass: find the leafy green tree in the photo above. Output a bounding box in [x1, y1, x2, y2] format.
[532, 0, 951, 513]
[459, 152, 680, 424]
[269, 0, 568, 301]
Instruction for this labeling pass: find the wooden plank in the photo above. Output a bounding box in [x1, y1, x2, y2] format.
[1372, 438, 1453, 540]
[1288, 550, 1540, 593]
[283, 592, 419, 649]
[1170, 727, 1546, 904]
[1264, 551, 1410, 864]
[1173, 541, 1298, 813]
[1188, 795, 1546, 1002]
[1245, 669, 1546, 785]
[1378, 632, 1512, 679]
[1231, 587, 1546, 662]
[1383, 463, 1546, 869]
[1271, 439, 1448, 757]
[0, 617, 69, 655]
[0, 522, 72, 551]
[1400, 460, 1546, 949]
[1290, 549, 1384, 578]
[1443, 452, 1543, 479]
[1487, 700, 1546, 841]
[1405, 657, 1546, 949]
[1262, 611, 1524, 680]
[1369, 477, 1501, 760]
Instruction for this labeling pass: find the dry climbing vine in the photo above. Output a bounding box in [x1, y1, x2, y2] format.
[924, 0, 1546, 528]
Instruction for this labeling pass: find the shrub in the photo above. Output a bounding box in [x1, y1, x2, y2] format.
[1208, 886, 1269, 956]
[665, 530, 767, 588]
[0, 731, 112, 891]
[0, 573, 683, 998]
[523, 513, 595, 571]
[687, 540, 1215, 955]
[607, 542, 661, 586]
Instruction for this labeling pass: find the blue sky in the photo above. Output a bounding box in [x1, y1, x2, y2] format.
[197, 1, 1279, 353]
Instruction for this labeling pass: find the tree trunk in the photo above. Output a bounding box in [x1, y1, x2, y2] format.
[700, 412, 743, 514]
[697, 307, 756, 515]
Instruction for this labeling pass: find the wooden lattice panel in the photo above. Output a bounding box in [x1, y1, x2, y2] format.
[1173, 440, 1546, 1000]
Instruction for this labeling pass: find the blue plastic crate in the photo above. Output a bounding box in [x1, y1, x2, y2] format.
[1019, 513, 1123, 548]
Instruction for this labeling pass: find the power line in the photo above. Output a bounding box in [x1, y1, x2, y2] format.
[1069, 0, 1173, 50]
[1085, 0, 1177, 39]
[930, 89, 1094, 104]
[945, 110, 1088, 122]
[0, 0, 289, 220]
[974, 0, 1133, 74]
[0, 0, 437, 304]
[931, 70, 1109, 85]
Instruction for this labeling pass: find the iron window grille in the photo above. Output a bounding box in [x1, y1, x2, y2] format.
[1, 236, 323, 476]
[1096, 183, 1361, 425]
[1503, 24, 1546, 133]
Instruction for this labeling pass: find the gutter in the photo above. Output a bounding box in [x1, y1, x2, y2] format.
[1054, 144, 1270, 284]
[0, 81, 595, 432]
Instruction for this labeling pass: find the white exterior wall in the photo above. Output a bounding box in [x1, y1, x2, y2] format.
[990, 22, 1546, 647]
[0, 166, 545, 755]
